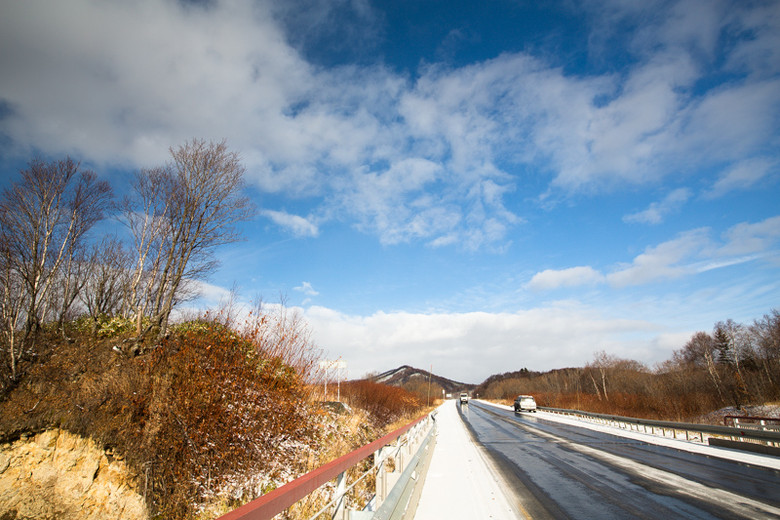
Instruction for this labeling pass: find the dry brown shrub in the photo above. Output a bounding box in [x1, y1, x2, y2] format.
[0, 316, 320, 520]
[0, 310, 439, 520]
[339, 380, 423, 428]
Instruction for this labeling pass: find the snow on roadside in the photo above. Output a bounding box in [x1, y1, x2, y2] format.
[414, 400, 520, 520]
[699, 404, 780, 424]
[477, 400, 780, 471]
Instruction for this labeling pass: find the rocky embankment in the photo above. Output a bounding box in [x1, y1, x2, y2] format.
[0, 429, 147, 520]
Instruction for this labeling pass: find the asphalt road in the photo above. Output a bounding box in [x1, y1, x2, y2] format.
[458, 401, 780, 520]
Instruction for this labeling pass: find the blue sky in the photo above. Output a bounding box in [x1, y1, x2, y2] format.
[1, 0, 779, 383]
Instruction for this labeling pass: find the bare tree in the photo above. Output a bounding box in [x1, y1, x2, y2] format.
[121, 167, 175, 335]
[0, 244, 27, 383]
[124, 139, 254, 343]
[48, 244, 90, 334]
[751, 310, 780, 387]
[677, 331, 726, 405]
[589, 351, 614, 401]
[0, 157, 111, 379]
[80, 236, 132, 328]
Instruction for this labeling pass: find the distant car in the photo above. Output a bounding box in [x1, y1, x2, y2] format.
[459, 392, 469, 404]
[513, 395, 537, 412]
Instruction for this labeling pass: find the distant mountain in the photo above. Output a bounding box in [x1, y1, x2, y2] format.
[368, 365, 476, 394]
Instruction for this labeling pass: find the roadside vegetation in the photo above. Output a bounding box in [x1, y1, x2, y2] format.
[0, 311, 315, 517]
[0, 309, 430, 519]
[0, 143, 431, 519]
[477, 309, 780, 422]
[285, 381, 437, 520]
[339, 379, 426, 428]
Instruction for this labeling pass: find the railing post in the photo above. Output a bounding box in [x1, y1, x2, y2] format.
[375, 447, 387, 505]
[332, 471, 347, 520]
[398, 438, 406, 474]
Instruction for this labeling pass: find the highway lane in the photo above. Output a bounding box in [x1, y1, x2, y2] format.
[458, 401, 780, 519]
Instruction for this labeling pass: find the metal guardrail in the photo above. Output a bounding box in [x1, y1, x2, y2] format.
[216, 412, 436, 520]
[538, 406, 780, 447]
[371, 426, 435, 520]
[723, 415, 780, 431]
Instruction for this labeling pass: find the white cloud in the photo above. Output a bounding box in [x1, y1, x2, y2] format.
[528, 266, 605, 291]
[170, 280, 239, 321]
[719, 216, 780, 257]
[547, 0, 780, 193]
[607, 228, 712, 287]
[341, 157, 451, 244]
[723, 1, 780, 78]
[670, 79, 780, 165]
[705, 158, 776, 199]
[178, 267, 779, 385]
[192, 280, 234, 304]
[0, 0, 312, 166]
[530, 216, 780, 291]
[612, 216, 780, 286]
[262, 209, 319, 237]
[623, 188, 691, 224]
[0, 0, 526, 249]
[0, 0, 778, 250]
[304, 303, 660, 383]
[294, 281, 319, 297]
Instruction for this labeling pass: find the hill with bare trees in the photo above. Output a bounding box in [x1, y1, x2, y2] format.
[474, 310, 780, 422]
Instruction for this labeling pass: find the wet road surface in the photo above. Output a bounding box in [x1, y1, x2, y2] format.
[458, 401, 780, 519]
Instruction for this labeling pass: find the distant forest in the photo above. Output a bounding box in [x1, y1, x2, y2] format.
[475, 309, 780, 421]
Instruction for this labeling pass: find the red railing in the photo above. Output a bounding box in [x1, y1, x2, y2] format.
[216, 414, 429, 520]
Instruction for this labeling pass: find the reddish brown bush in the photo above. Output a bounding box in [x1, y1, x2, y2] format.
[0, 317, 318, 519]
[339, 380, 423, 428]
[140, 323, 314, 517]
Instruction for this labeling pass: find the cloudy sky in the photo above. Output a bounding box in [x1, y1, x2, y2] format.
[1, 0, 779, 383]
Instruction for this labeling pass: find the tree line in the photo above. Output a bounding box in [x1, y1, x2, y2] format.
[477, 310, 780, 421]
[0, 139, 254, 388]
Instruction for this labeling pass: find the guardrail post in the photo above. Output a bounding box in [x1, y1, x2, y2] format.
[375, 447, 387, 505]
[332, 471, 347, 520]
[372, 422, 436, 520]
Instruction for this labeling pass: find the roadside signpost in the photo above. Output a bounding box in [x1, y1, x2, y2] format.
[319, 360, 347, 401]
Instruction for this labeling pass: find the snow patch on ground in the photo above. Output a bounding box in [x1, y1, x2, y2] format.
[414, 401, 520, 520]
[699, 404, 780, 424]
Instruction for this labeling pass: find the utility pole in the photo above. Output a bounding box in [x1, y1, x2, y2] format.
[427, 364, 432, 407]
[319, 360, 347, 401]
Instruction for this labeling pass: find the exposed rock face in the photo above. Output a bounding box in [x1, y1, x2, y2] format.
[0, 429, 147, 520]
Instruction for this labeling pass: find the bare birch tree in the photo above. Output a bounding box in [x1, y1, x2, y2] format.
[0, 243, 26, 384]
[80, 236, 132, 328]
[681, 331, 727, 405]
[589, 350, 614, 401]
[122, 167, 176, 336]
[0, 157, 111, 380]
[752, 310, 780, 386]
[124, 139, 254, 344]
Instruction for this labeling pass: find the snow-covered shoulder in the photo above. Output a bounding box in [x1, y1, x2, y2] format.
[414, 400, 520, 520]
